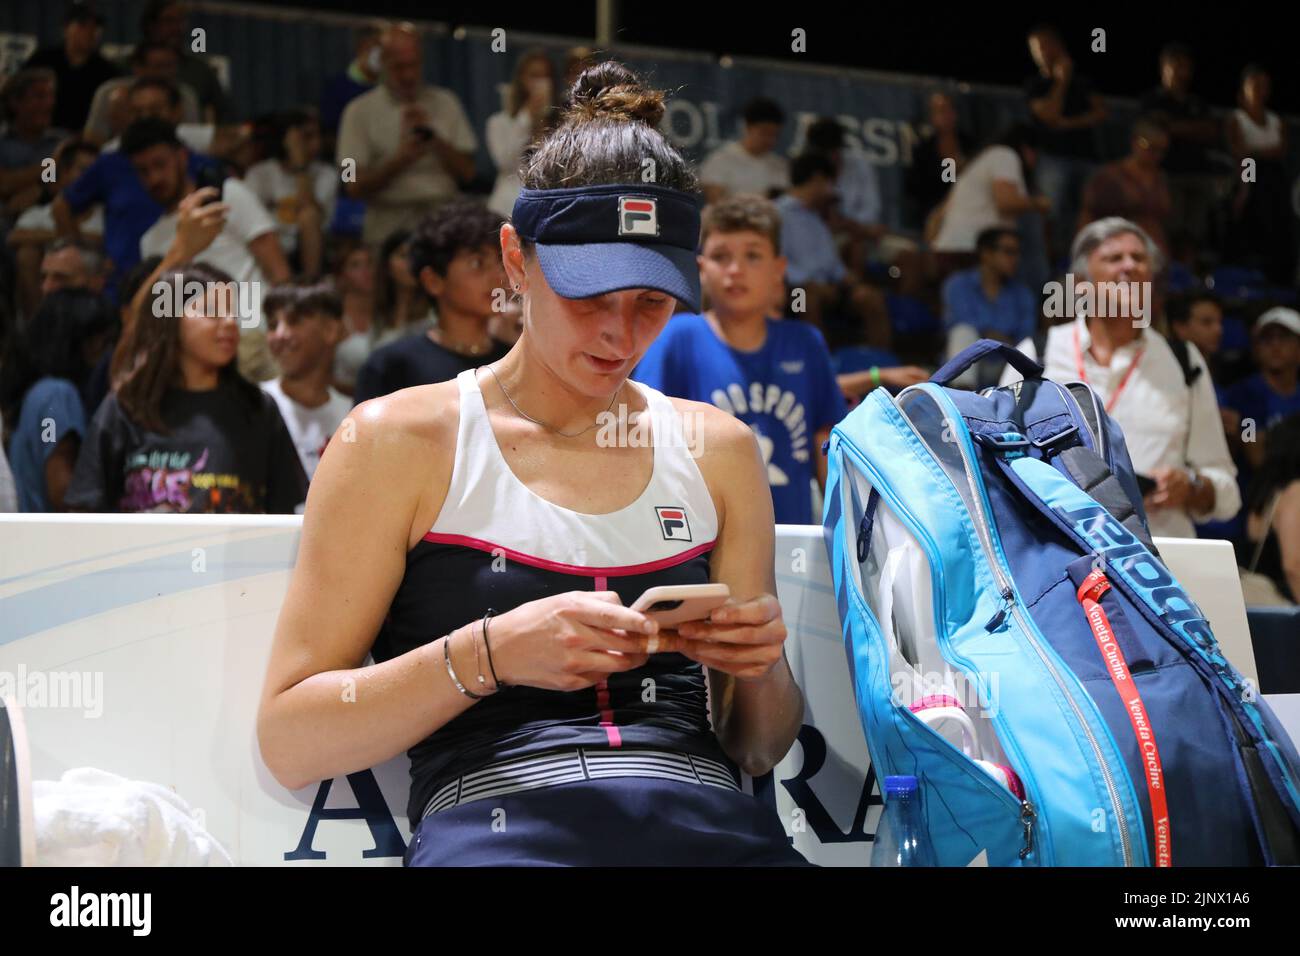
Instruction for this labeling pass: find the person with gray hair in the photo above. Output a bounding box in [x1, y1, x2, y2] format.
[1001, 217, 1240, 539]
[39, 237, 108, 303]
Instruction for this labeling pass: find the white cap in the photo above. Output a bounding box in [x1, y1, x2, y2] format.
[1256, 307, 1300, 337]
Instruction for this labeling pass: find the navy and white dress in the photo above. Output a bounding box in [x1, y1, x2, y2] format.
[373, 367, 809, 866]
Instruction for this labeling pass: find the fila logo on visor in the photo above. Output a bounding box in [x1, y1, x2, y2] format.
[655, 505, 692, 541]
[619, 196, 659, 237]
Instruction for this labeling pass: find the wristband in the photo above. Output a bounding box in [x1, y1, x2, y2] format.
[482, 608, 506, 689]
[869, 366, 882, 388]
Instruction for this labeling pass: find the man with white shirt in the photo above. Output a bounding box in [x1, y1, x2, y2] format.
[337, 23, 478, 246]
[1001, 217, 1239, 539]
[699, 98, 790, 204]
[125, 118, 290, 381]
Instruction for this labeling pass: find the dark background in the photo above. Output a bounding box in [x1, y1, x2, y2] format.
[240, 1, 1299, 113]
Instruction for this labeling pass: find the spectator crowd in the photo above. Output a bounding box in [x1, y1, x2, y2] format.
[1, 4, 1299, 607]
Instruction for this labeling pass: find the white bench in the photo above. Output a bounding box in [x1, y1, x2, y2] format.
[0, 515, 1292, 866]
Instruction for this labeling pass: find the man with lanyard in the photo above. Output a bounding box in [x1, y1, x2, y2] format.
[1001, 217, 1239, 539]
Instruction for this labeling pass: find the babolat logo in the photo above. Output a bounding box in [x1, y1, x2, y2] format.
[1056, 501, 1225, 670]
[618, 196, 659, 236]
[655, 505, 691, 541]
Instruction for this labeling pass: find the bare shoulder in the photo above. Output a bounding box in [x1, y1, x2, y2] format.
[345, 380, 460, 458]
[661, 396, 757, 466]
[308, 380, 461, 546]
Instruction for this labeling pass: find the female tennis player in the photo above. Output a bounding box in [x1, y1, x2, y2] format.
[257, 61, 811, 866]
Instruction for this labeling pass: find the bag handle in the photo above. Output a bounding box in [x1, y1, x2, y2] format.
[930, 338, 1044, 387]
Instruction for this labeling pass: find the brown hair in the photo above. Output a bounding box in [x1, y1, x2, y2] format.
[264, 281, 343, 324]
[506, 48, 559, 117]
[700, 194, 781, 251]
[115, 261, 262, 433]
[518, 61, 697, 193]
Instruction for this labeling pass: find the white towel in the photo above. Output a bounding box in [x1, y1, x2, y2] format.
[32, 768, 233, 867]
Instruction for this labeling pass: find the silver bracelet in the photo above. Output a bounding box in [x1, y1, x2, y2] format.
[443, 630, 485, 700]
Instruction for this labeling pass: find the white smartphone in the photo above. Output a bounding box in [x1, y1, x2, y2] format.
[630, 583, 731, 629]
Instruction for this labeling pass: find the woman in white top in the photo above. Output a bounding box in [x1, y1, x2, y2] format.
[257, 62, 808, 867]
[243, 110, 338, 280]
[930, 124, 1051, 274]
[1225, 66, 1294, 284]
[485, 50, 559, 218]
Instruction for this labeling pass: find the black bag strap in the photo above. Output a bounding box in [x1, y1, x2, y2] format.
[1167, 336, 1204, 388]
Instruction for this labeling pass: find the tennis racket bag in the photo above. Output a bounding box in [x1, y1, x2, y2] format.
[821, 339, 1300, 866]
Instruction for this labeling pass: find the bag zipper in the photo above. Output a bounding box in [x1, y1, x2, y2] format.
[835, 429, 1038, 861]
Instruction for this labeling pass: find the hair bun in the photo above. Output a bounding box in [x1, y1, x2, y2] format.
[566, 61, 665, 128]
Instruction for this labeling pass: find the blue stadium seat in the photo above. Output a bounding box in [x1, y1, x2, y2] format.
[1210, 265, 1268, 299]
[328, 197, 366, 239]
[1246, 606, 1300, 694]
[832, 345, 901, 375]
[1221, 315, 1251, 353]
[884, 293, 939, 336]
[1165, 261, 1199, 293]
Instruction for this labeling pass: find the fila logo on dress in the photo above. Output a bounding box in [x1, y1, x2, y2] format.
[618, 197, 659, 237]
[655, 505, 692, 541]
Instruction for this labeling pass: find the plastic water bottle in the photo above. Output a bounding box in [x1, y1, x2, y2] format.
[871, 775, 939, 867]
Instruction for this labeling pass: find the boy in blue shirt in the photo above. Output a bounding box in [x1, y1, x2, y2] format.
[635, 194, 848, 524]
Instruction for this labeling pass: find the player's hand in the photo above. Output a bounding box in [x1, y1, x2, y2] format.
[652, 593, 788, 683]
[490, 591, 655, 691]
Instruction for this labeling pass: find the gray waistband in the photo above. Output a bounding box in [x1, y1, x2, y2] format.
[422, 747, 741, 819]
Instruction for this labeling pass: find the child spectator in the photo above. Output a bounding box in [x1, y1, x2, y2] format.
[353, 201, 511, 403]
[635, 193, 847, 524]
[260, 283, 351, 485]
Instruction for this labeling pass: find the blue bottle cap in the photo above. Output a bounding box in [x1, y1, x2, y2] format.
[884, 775, 919, 795]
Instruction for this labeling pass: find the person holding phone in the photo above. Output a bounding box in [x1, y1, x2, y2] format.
[335, 23, 478, 246]
[124, 118, 291, 383]
[258, 62, 810, 867]
[486, 49, 559, 218]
